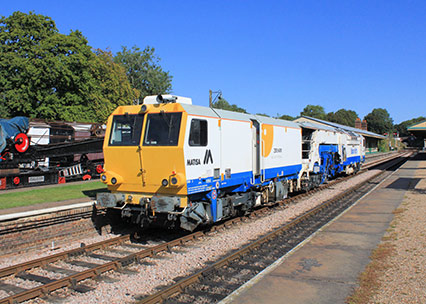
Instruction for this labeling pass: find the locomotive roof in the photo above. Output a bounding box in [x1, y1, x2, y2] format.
[297, 116, 386, 139]
[253, 114, 300, 129]
[297, 121, 338, 132]
[181, 104, 300, 129]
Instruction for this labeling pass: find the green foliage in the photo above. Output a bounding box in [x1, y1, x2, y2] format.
[1, 12, 93, 120]
[326, 109, 358, 127]
[212, 98, 247, 113]
[364, 108, 394, 135]
[0, 11, 138, 122]
[114, 46, 172, 104]
[256, 113, 270, 117]
[90, 49, 138, 121]
[395, 116, 426, 137]
[378, 139, 389, 152]
[276, 114, 295, 121]
[300, 105, 326, 120]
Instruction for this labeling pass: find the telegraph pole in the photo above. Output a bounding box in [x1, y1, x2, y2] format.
[209, 89, 222, 108]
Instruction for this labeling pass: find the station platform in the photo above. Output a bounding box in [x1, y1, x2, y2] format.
[222, 152, 425, 304]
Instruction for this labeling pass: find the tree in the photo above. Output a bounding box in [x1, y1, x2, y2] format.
[90, 49, 139, 122]
[395, 116, 426, 137]
[0, 11, 136, 122]
[256, 113, 270, 117]
[1, 12, 93, 120]
[212, 98, 247, 113]
[300, 105, 326, 120]
[276, 114, 295, 121]
[364, 108, 394, 135]
[114, 46, 172, 104]
[326, 109, 358, 127]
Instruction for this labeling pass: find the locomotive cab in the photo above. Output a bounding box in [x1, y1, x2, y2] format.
[98, 97, 191, 226]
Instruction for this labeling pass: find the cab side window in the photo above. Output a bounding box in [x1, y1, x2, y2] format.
[189, 119, 207, 146]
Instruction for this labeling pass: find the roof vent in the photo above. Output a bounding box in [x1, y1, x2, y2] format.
[143, 95, 192, 105]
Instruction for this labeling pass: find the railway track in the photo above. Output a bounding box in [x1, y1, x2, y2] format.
[0, 151, 403, 235]
[0, 151, 410, 303]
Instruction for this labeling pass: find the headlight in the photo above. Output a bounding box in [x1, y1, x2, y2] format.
[169, 173, 184, 187]
[101, 171, 123, 186]
[162, 179, 169, 187]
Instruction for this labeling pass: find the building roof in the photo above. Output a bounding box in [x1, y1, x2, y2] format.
[407, 120, 426, 138]
[294, 116, 386, 139]
[407, 120, 426, 130]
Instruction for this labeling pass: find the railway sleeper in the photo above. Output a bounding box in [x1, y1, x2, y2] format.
[0, 282, 28, 294]
[87, 253, 117, 261]
[16, 272, 55, 284]
[181, 288, 225, 301]
[66, 260, 102, 268]
[43, 265, 78, 276]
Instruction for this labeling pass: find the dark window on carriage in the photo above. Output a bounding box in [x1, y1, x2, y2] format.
[189, 119, 208, 146]
[109, 114, 144, 146]
[143, 112, 182, 146]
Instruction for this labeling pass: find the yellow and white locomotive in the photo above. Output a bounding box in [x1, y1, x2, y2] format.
[97, 95, 364, 231]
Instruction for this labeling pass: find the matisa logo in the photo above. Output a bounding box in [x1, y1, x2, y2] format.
[204, 149, 213, 164]
[187, 159, 201, 166]
[186, 149, 213, 166]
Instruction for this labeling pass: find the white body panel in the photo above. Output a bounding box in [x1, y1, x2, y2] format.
[261, 125, 301, 171]
[342, 132, 364, 161]
[219, 118, 253, 176]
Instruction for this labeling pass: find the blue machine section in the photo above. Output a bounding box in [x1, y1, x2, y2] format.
[343, 155, 362, 166]
[186, 164, 302, 196]
[319, 144, 340, 182]
[0, 117, 30, 154]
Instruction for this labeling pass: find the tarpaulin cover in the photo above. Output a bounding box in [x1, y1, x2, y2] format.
[0, 117, 30, 154]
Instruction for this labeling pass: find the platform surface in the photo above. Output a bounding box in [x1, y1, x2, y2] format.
[223, 152, 424, 304]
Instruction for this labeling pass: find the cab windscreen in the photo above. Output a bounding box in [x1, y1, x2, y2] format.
[143, 112, 182, 146]
[109, 114, 144, 146]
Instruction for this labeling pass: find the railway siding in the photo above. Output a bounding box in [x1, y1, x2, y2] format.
[0, 204, 104, 256]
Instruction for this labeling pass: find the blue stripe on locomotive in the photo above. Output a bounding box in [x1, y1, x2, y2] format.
[187, 164, 302, 195]
[187, 164, 301, 222]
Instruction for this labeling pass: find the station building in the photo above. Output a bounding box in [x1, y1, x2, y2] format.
[294, 116, 386, 154]
[407, 120, 426, 149]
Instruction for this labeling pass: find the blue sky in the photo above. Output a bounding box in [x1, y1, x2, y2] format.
[2, 1, 425, 123]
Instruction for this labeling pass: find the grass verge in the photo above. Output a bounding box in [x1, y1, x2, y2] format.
[0, 181, 107, 210]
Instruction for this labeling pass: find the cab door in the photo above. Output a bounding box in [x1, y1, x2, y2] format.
[251, 119, 261, 176]
[184, 115, 221, 194]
